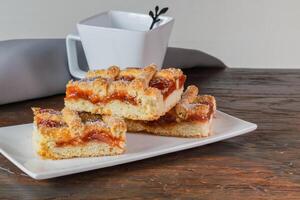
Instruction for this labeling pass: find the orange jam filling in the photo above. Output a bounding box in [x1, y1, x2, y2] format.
[65, 86, 138, 105]
[144, 102, 213, 125]
[146, 112, 210, 126]
[144, 112, 177, 126]
[179, 75, 186, 88]
[184, 114, 210, 122]
[149, 75, 186, 99]
[55, 130, 124, 148]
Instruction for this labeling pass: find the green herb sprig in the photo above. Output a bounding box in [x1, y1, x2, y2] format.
[149, 6, 169, 30]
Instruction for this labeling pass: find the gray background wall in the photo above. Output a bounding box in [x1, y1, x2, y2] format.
[1, 0, 299, 68]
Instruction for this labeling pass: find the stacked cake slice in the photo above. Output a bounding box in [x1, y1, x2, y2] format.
[64, 65, 186, 120]
[32, 64, 216, 159]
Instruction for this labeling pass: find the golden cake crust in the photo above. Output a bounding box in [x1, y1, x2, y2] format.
[85, 65, 120, 79]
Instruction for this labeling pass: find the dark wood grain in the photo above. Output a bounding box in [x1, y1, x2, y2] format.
[1, 68, 300, 200]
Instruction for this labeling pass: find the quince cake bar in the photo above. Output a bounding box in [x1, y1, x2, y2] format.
[64, 65, 186, 121]
[32, 107, 126, 159]
[125, 85, 216, 137]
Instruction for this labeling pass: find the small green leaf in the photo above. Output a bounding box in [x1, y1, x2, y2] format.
[155, 6, 159, 15]
[149, 10, 154, 19]
[158, 7, 168, 15]
[149, 5, 168, 30]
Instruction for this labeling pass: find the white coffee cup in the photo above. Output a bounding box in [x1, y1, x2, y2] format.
[66, 10, 174, 79]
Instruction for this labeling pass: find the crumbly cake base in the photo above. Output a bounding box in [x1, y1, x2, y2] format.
[125, 118, 213, 138]
[33, 128, 125, 159]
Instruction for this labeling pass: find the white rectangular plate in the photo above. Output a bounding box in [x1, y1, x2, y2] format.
[0, 111, 256, 180]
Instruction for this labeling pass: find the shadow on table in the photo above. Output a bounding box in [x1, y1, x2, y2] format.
[163, 47, 227, 69]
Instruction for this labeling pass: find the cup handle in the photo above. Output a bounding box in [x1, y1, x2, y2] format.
[66, 33, 86, 79]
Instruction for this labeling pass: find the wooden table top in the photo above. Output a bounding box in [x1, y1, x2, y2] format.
[0, 68, 299, 200]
